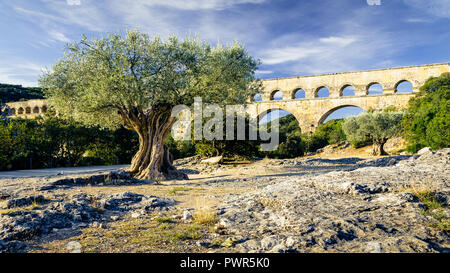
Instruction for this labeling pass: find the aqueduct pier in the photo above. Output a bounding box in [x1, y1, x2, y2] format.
[3, 63, 449, 134]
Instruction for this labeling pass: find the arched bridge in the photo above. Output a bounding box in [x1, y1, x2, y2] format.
[4, 99, 48, 118]
[247, 63, 449, 133]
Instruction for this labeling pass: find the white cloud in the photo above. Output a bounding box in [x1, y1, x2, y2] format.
[403, 0, 450, 18]
[319, 36, 357, 46]
[405, 18, 432, 23]
[255, 70, 273, 74]
[260, 36, 358, 66]
[258, 27, 406, 75]
[126, 0, 267, 11]
[48, 30, 71, 43]
[67, 0, 81, 6]
[0, 64, 42, 87]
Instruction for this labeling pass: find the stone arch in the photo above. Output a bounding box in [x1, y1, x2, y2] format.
[292, 88, 306, 99]
[252, 93, 263, 102]
[41, 106, 48, 113]
[318, 104, 367, 125]
[257, 107, 299, 125]
[315, 86, 330, 98]
[270, 90, 283, 101]
[340, 84, 355, 97]
[257, 108, 279, 123]
[33, 106, 40, 113]
[395, 80, 413, 93]
[18, 107, 24, 115]
[25, 107, 31, 114]
[367, 82, 383, 95]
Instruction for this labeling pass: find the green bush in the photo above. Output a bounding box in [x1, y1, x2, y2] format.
[402, 72, 450, 152]
[272, 133, 305, 159]
[191, 113, 260, 159]
[262, 114, 304, 158]
[0, 113, 138, 171]
[165, 134, 195, 159]
[194, 143, 218, 157]
[303, 119, 346, 153]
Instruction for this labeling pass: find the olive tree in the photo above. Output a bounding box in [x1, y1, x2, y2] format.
[39, 30, 261, 180]
[342, 111, 403, 156]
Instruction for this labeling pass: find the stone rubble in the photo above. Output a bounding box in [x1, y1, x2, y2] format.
[0, 149, 448, 253]
[212, 149, 449, 253]
[0, 192, 175, 253]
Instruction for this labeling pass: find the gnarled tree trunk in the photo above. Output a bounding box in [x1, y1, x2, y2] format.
[120, 104, 188, 181]
[372, 139, 387, 156]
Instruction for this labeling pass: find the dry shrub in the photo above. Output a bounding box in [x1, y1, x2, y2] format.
[192, 198, 217, 226]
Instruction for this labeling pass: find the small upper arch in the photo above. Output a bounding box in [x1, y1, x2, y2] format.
[395, 80, 414, 93]
[18, 107, 24, 115]
[270, 89, 283, 101]
[367, 82, 383, 95]
[315, 86, 330, 98]
[252, 93, 263, 102]
[292, 88, 306, 99]
[33, 106, 40, 113]
[340, 84, 356, 97]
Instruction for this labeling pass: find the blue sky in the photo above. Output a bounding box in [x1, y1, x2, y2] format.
[0, 0, 449, 88]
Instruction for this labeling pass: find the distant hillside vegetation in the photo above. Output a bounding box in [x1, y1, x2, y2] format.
[0, 83, 44, 104]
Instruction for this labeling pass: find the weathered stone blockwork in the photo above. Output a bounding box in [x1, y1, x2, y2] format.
[247, 63, 449, 133]
[4, 99, 48, 118]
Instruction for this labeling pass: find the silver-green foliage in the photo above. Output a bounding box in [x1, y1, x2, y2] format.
[342, 111, 404, 144]
[39, 30, 261, 130]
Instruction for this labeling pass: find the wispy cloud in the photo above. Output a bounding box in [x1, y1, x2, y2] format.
[261, 36, 358, 66]
[403, 0, 450, 18]
[0, 62, 43, 87]
[255, 70, 273, 74]
[67, 0, 81, 6]
[48, 30, 71, 43]
[117, 0, 267, 11]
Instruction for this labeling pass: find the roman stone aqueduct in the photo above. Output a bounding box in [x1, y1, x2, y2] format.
[246, 63, 449, 133]
[4, 99, 48, 118]
[4, 63, 449, 134]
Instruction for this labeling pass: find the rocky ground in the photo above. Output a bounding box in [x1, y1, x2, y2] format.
[0, 147, 448, 253]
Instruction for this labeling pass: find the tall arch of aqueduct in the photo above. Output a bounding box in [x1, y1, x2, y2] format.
[3, 63, 450, 134]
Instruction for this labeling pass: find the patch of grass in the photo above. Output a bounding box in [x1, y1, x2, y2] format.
[155, 217, 173, 223]
[402, 180, 449, 235]
[221, 237, 237, 247]
[157, 223, 171, 230]
[31, 201, 41, 210]
[1, 203, 42, 215]
[48, 216, 210, 252]
[168, 187, 193, 195]
[210, 238, 224, 248]
[431, 219, 450, 233]
[193, 208, 217, 225]
[192, 199, 217, 226]
[0, 209, 14, 215]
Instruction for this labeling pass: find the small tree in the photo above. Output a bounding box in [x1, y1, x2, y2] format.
[40, 30, 260, 180]
[342, 111, 403, 156]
